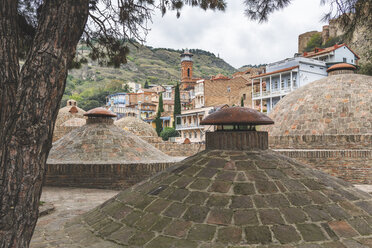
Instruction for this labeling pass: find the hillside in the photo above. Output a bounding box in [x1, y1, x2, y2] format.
[63, 43, 237, 110]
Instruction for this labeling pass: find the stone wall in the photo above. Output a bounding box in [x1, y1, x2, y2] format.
[275, 149, 372, 184]
[141, 136, 204, 157]
[298, 31, 319, 53]
[153, 142, 204, 157]
[45, 162, 178, 190]
[204, 77, 249, 107]
[270, 134, 372, 184]
[269, 134, 372, 150]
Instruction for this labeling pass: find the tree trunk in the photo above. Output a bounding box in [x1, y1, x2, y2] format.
[0, 1, 89, 247]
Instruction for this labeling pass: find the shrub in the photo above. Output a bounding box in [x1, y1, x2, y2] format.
[160, 127, 179, 141]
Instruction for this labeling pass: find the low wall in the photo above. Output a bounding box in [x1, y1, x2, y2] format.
[153, 142, 204, 157]
[275, 149, 372, 184]
[45, 162, 178, 190]
[269, 134, 372, 150]
[141, 136, 204, 157]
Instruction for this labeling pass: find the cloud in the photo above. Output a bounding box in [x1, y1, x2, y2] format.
[145, 0, 329, 68]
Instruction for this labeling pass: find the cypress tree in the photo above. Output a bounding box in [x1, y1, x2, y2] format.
[173, 83, 181, 127]
[241, 96, 244, 107]
[155, 111, 162, 136]
[144, 80, 149, 89]
[158, 93, 164, 113]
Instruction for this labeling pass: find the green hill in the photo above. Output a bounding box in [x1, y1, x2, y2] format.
[63, 43, 237, 110]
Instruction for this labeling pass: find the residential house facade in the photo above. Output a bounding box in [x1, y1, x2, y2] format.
[251, 57, 327, 113]
[303, 43, 360, 66]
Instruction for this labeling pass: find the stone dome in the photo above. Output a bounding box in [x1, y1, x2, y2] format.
[48, 115, 174, 164]
[115, 116, 157, 137]
[55, 100, 86, 128]
[266, 74, 372, 136]
[63, 149, 372, 247]
[60, 117, 86, 127]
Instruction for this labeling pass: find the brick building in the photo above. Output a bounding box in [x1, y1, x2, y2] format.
[200, 74, 250, 107]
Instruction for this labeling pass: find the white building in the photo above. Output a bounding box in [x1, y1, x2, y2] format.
[162, 85, 174, 101]
[303, 43, 360, 65]
[194, 79, 205, 109]
[125, 82, 141, 93]
[251, 57, 327, 113]
[175, 105, 228, 143]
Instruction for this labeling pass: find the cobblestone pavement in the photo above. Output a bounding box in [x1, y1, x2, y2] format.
[30, 187, 119, 248]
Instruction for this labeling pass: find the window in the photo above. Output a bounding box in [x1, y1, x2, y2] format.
[183, 132, 186, 138]
[227, 86, 231, 93]
[189, 132, 192, 139]
[287, 78, 291, 88]
[194, 131, 197, 138]
[310, 65, 314, 68]
[187, 68, 190, 77]
[281, 79, 284, 89]
[351, 59, 353, 63]
[293, 77, 297, 87]
[243, 94, 246, 100]
[343, 57, 347, 62]
[274, 81, 278, 89]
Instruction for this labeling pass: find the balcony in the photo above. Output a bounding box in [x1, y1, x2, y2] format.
[176, 123, 203, 130]
[252, 86, 298, 99]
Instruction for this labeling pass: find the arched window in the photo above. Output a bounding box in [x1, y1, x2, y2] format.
[187, 68, 190, 77]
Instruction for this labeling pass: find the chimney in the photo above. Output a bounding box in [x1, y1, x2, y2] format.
[200, 107, 274, 150]
[83, 107, 117, 125]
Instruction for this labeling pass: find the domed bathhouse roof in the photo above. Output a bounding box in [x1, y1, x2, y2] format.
[46, 107, 180, 189]
[264, 74, 372, 184]
[55, 99, 86, 127]
[61, 117, 86, 127]
[61, 107, 372, 247]
[267, 74, 371, 137]
[53, 100, 86, 142]
[115, 116, 157, 137]
[49, 108, 174, 164]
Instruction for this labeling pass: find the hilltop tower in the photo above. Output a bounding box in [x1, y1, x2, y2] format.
[181, 49, 193, 82]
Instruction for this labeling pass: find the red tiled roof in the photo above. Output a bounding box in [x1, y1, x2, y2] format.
[211, 74, 230, 80]
[327, 63, 356, 72]
[303, 44, 360, 59]
[251, 66, 299, 79]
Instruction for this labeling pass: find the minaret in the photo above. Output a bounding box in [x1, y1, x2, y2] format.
[180, 49, 193, 82]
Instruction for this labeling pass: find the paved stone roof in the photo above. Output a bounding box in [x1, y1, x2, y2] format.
[60, 117, 86, 127]
[64, 149, 372, 247]
[115, 117, 158, 137]
[265, 74, 372, 136]
[48, 118, 174, 164]
[55, 104, 86, 128]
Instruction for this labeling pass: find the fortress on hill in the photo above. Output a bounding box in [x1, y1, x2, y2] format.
[298, 19, 371, 64]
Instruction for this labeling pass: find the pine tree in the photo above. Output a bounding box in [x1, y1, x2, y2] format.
[173, 83, 181, 127]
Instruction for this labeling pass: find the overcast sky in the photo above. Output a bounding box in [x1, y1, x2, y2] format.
[145, 0, 330, 69]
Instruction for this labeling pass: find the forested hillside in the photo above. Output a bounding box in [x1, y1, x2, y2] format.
[63, 43, 237, 110]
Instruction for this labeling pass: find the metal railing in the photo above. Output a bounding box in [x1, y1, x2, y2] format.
[252, 86, 298, 99]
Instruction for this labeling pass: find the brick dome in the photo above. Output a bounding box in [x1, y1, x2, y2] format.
[48, 114, 174, 164]
[115, 116, 157, 137]
[266, 74, 372, 136]
[63, 149, 372, 247]
[60, 117, 86, 127]
[55, 102, 86, 127]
